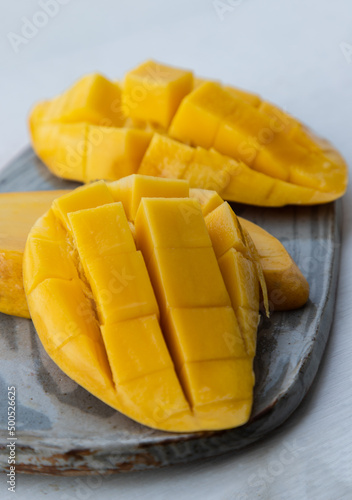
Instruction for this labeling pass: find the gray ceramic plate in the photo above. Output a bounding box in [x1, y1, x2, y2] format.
[0, 148, 341, 475]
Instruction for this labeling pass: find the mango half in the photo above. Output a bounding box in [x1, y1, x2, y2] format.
[23, 175, 267, 432]
[29, 60, 348, 205]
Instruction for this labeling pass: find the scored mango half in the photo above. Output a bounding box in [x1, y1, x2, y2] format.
[23, 175, 268, 432]
[0, 188, 309, 320]
[29, 60, 348, 206]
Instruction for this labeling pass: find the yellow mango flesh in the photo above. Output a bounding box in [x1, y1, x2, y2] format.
[122, 60, 193, 128]
[134, 197, 212, 262]
[39, 74, 125, 127]
[0, 191, 67, 318]
[100, 315, 173, 384]
[0, 187, 308, 319]
[224, 85, 261, 107]
[85, 127, 152, 182]
[109, 174, 189, 221]
[31, 122, 152, 184]
[191, 188, 309, 311]
[169, 81, 237, 149]
[164, 307, 247, 365]
[169, 81, 347, 202]
[238, 217, 309, 310]
[140, 134, 341, 206]
[52, 180, 114, 229]
[23, 176, 263, 432]
[29, 62, 347, 206]
[138, 133, 194, 179]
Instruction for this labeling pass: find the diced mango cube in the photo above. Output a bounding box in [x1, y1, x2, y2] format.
[169, 82, 237, 148]
[100, 315, 172, 385]
[213, 104, 271, 167]
[85, 251, 159, 325]
[56, 334, 114, 393]
[138, 133, 194, 179]
[52, 181, 114, 229]
[183, 147, 238, 193]
[68, 203, 135, 263]
[123, 60, 193, 128]
[252, 134, 304, 181]
[205, 202, 247, 257]
[85, 127, 152, 182]
[23, 238, 77, 293]
[135, 198, 211, 263]
[180, 359, 254, 407]
[235, 307, 259, 356]
[147, 247, 231, 310]
[119, 368, 191, 424]
[29, 208, 68, 242]
[28, 278, 101, 353]
[109, 174, 189, 220]
[189, 189, 223, 216]
[164, 307, 247, 367]
[213, 120, 259, 166]
[221, 161, 276, 206]
[218, 248, 259, 310]
[43, 74, 125, 127]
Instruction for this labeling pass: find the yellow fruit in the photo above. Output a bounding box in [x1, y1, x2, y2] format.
[169, 81, 347, 203]
[28, 62, 348, 206]
[139, 134, 341, 206]
[23, 176, 264, 432]
[38, 74, 125, 127]
[237, 217, 309, 311]
[122, 60, 193, 128]
[0, 187, 308, 318]
[85, 127, 152, 182]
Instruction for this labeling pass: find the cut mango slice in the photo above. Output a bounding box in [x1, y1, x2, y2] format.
[28, 62, 347, 205]
[169, 81, 347, 202]
[169, 81, 237, 149]
[37, 74, 125, 127]
[139, 134, 343, 206]
[122, 60, 193, 128]
[164, 307, 247, 365]
[138, 133, 194, 179]
[0, 187, 308, 319]
[109, 174, 189, 221]
[238, 217, 309, 310]
[23, 176, 264, 432]
[85, 127, 152, 182]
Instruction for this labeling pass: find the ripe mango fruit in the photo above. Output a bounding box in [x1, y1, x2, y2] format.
[23, 175, 265, 432]
[28, 61, 348, 206]
[0, 186, 308, 319]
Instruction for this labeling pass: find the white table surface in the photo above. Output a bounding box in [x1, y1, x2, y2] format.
[1, 0, 352, 498]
